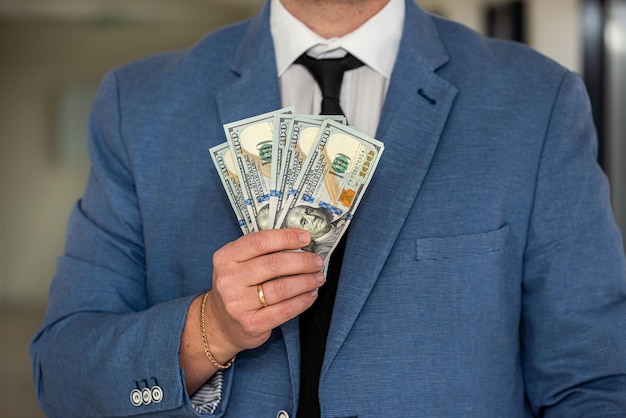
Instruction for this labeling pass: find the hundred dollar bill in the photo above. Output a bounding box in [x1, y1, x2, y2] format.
[276, 115, 345, 229]
[223, 107, 293, 231]
[275, 120, 384, 263]
[268, 114, 294, 229]
[209, 142, 252, 235]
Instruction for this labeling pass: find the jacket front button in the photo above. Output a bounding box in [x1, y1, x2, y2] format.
[276, 411, 289, 418]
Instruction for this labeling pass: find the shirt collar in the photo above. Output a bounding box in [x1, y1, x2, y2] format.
[270, 0, 405, 79]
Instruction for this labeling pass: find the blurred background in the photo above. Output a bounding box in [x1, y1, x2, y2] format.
[0, 0, 624, 416]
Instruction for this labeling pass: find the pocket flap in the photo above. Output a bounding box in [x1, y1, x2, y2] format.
[416, 224, 510, 260]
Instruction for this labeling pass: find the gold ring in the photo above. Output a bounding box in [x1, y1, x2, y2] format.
[257, 283, 268, 307]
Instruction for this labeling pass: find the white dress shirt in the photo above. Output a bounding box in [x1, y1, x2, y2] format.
[270, 0, 405, 137]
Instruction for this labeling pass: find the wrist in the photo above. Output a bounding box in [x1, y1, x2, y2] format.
[200, 291, 236, 369]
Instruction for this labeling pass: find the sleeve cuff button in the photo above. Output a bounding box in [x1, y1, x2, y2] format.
[141, 387, 152, 405]
[151, 385, 163, 403]
[130, 389, 142, 407]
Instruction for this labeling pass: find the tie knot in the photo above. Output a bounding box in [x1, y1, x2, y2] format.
[295, 53, 364, 115]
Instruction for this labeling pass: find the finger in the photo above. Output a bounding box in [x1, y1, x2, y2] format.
[220, 229, 311, 263]
[253, 288, 320, 330]
[239, 251, 324, 286]
[257, 271, 325, 308]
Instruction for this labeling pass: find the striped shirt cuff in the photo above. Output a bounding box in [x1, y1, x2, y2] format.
[190, 370, 224, 415]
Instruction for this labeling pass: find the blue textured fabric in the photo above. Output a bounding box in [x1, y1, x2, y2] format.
[30, 0, 626, 417]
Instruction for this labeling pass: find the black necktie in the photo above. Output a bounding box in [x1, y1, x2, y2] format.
[296, 52, 362, 418]
[295, 53, 364, 115]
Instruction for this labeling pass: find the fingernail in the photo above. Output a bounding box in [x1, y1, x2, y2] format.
[314, 255, 323, 268]
[299, 231, 311, 245]
[310, 289, 319, 298]
[315, 272, 325, 284]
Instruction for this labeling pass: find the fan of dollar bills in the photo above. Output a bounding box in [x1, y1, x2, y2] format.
[209, 107, 384, 263]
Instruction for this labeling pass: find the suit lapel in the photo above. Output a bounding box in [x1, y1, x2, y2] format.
[215, 3, 282, 125]
[321, 0, 459, 377]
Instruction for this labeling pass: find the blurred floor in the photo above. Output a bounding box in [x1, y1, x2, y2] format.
[0, 307, 46, 418]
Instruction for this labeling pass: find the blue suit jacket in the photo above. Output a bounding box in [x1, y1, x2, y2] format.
[31, 1, 626, 417]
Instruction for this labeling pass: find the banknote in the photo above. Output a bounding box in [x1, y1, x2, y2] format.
[268, 114, 294, 229]
[209, 142, 252, 235]
[223, 107, 293, 231]
[274, 119, 384, 263]
[275, 115, 346, 229]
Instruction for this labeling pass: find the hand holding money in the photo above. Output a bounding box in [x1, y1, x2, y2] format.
[180, 228, 325, 392]
[203, 229, 324, 353]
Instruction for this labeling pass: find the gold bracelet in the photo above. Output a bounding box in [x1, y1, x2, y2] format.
[200, 291, 236, 370]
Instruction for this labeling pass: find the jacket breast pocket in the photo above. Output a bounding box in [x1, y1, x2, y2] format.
[410, 224, 514, 321]
[415, 224, 510, 261]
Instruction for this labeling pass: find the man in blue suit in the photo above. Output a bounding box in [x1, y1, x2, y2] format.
[30, 0, 626, 416]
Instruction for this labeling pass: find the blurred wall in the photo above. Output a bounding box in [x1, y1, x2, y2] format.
[606, 1, 626, 249]
[0, 0, 594, 309]
[419, 0, 581, 72]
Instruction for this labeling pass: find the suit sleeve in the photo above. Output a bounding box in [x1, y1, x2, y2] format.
[29, 71, 234, 417]
[522, 71, 626, 415]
